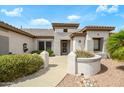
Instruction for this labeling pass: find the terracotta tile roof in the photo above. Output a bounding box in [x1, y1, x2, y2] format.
[80, 25, 115, 32]
[52, 23, 79, 29]
[0, 21, 35, 38]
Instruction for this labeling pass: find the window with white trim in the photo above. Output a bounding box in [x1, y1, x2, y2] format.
[38, 41, 52, 51]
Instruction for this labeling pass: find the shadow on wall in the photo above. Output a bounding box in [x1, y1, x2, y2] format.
[116, 65, 124, 71]
[97, 64, 108, 74]
[0, 64, 58, 87]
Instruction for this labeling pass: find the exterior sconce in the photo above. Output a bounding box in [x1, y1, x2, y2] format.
[79, 40, 81, 43]
[97, 33, 99, 36]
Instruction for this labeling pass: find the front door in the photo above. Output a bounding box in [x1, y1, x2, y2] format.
[61, 40, 70, 55]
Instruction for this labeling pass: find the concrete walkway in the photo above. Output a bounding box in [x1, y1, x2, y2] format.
[10, 56, 67, 87]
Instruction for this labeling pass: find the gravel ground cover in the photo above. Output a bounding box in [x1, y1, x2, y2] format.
[89, 59, 124, 87]
[57, 74, 84, 87]
[57, 59, 124, 87]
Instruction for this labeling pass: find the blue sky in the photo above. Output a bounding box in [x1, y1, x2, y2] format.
[0, 5, 124, 31]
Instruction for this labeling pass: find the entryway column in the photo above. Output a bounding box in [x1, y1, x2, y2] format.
[85, 38, 93, 52]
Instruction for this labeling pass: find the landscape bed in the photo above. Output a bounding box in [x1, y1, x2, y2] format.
[68, 50, 102, 76]
[0, 54, 44, 82]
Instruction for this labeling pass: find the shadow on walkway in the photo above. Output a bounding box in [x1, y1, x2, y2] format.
[49, 64, 58, 67]
[97, 64, 108, 74]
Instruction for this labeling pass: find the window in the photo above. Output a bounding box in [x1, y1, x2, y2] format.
[46, 41, 51, 50]
[63, 29, 68, 32]
[38, 41, 52, 51]
[93, 38, 101, 51]
[39, 41, 44, 50]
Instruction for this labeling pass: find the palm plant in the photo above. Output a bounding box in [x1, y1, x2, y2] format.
[106, 30, 124, 61]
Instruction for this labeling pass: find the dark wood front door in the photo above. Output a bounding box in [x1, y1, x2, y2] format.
[61, 40, 70, 55]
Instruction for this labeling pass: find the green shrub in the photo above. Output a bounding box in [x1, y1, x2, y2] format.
[75, 50, 94, 58]
[106, 30, 124, 61]
[111, 47, 124, 60]
[0, 54, 44, 82]
[31, 49, 55, 57]
[47, 49, 55, 57]
[31, 50, 43, 54]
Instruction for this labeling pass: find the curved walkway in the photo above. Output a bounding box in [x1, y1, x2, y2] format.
[10, 56, 67, 87]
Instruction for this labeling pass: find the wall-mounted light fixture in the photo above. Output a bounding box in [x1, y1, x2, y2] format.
[97, 33, 99, 36]
[79, 40, 81, 43]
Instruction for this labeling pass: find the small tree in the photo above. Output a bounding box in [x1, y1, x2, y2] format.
[106, 30, 124, 61]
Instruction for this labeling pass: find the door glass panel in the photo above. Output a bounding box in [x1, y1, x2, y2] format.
[63, 43, 67, 52]
[61, 41, 68, 54]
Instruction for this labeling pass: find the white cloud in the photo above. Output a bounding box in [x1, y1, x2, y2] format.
[108, 5, 118, 13]
[31, 18, 51, 26]
[101, 13, 106, 16]
[96, 5, 108, 13]
[115, 25, 124, 31]
[81, 13, 97, 21]
[67, 15, 80, 20]
[96, 5, 118, 13]
[1, 8, 23, 17]
[116, 14, 124, 18]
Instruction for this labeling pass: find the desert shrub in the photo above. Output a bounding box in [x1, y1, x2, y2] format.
[47, 49, 55, 57]
[111, 47, 124, 60]
[75, 50, 94, 58]
[0, 54, 44, 82]
[31, 49, 55, 57]
[106, 30, 124, 61]
[31, 50, 43, 54]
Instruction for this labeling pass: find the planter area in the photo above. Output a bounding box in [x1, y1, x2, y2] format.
[77, 55, 101, 76]
[67, 51, 102, 77]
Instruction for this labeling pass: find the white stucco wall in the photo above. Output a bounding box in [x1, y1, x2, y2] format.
[72, 36, 85, 51]
[9, 31, 34, 54]
[85, 31, 110, 52]
[55, 28, 78, 33]
[0, 29, 34, 54]
[54, 28, 77, 55]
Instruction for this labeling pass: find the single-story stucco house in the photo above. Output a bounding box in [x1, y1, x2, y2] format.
[0, 21, 115, 56]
